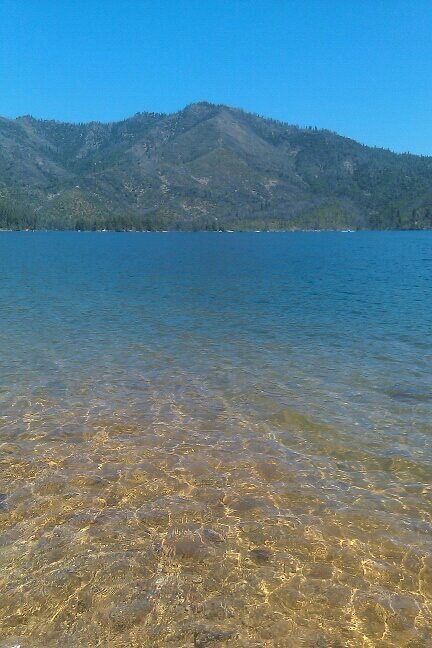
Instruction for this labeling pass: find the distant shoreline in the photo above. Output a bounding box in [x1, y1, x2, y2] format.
[0, 228, 430, 234]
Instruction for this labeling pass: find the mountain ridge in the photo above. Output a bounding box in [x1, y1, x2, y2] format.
[1, 102, 432, 230]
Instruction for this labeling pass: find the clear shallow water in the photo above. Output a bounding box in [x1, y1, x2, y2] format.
[0, 231, 431, 647]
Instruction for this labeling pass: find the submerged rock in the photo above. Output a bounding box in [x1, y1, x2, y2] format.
[268, 407, 331, 433]
[193, 625, 238, 647]
[108, 597, 152, 630]
[202, 528, 224, 544]
[202, 596, 235, 620]
[248, 548, 272, 564]
[161, 531, 208, 560]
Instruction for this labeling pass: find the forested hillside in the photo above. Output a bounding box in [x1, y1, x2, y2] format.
[1, 102, 431, 230]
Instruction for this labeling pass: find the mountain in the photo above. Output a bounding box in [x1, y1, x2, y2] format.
[1, 102, 432, 230]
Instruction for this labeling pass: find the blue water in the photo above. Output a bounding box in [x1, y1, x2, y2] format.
[0, 231, 431, 647]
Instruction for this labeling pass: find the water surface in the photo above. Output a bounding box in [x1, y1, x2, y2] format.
[0, 231, 431, 647]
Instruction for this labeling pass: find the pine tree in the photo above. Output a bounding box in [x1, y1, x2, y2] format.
[395, 209, 402, 229]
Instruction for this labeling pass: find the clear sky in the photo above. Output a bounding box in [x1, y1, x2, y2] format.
[1, 0, 431, 154]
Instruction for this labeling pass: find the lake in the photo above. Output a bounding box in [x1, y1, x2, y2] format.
[0, 231, 431, 647]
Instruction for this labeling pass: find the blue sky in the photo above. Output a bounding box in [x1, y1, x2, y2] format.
[1, 0, 431, 154]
